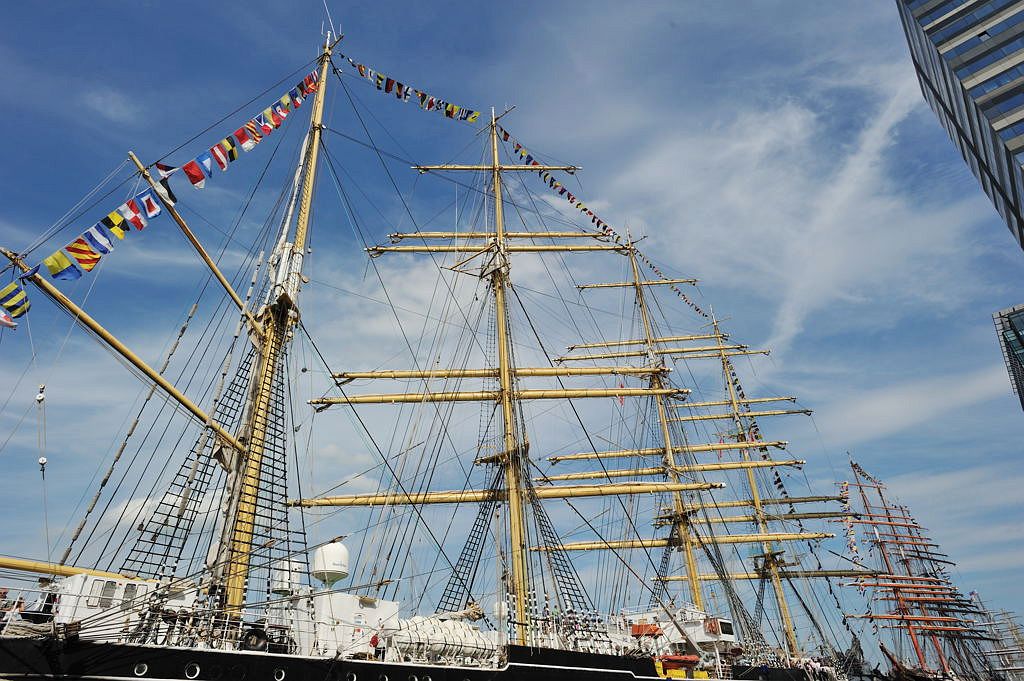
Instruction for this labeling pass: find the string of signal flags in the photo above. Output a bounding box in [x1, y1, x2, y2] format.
[0, 70, 320, 330]
[495, 124, 710, 319]
[4, 57, 707, 328]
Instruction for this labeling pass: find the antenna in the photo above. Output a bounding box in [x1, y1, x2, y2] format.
[323, 0, 338, 38]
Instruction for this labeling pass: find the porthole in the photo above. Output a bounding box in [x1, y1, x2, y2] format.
[346, 673, 357, 681]
[423, 676, 432, 681]
[133, 663, 149, 677]
[185, 663, 201, 680]
[274, 670, 286, 681]
[409, 676, 419, 681]
[379, 675, 388, 681]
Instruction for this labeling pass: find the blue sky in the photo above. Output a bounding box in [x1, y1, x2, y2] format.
[0, 0, 1022, 641]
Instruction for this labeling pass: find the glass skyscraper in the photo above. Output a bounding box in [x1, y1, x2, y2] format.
[898, 1, 1024, 410]
[897, 0, 1024, 250]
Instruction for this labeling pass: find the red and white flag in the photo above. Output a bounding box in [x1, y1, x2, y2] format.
[182, 160, 207, 189]
[136, 190, 162, 218]
[0, 311, 16, 330]
[117, 199, 148, 229]
[210, 145, 228, 171]
[234, 126, 256, 152]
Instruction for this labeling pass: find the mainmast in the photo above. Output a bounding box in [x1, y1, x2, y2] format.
[218, 36, 334, 615]
[626, 242, 703, 609]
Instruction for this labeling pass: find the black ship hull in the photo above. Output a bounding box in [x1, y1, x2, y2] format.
[0, 638, 666, 681]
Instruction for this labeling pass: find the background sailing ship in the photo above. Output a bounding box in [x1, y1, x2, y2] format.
[0, 8, 1021, 681]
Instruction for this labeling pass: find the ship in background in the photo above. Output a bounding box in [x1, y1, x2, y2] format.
[0, 30, 1015, 681]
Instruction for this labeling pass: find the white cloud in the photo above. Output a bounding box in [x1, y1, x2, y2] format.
[814, 364, 1008, 446]
[80, 87, 143, 126]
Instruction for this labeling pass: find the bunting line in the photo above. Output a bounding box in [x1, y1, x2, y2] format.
[9, 69, 320, 326]
[497, 124, 710, 319]
[336, 53, 481, 123]
[31, 181, 172, 287]
[157, 69, 320, 191]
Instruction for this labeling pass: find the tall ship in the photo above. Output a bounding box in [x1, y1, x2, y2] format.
[0, 33, 1012, 681]
[840, 462, 1007, 681]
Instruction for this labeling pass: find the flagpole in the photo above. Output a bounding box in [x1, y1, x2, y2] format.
[127, 151, 263, 338]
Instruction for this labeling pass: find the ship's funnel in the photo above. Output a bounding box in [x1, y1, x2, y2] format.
[311, 540, 350, 587]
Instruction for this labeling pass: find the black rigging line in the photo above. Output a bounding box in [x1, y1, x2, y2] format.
[298, 319, 486, 610]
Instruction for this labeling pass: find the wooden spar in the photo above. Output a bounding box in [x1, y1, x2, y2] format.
[573, 333, 724, 350]
[846, 581, 958, 591]
[536, 459, 805, 482]
[662, 350, 771, 361]
[311, 387, 687, 405]
[127, 151, 262, 338]
[369, 244, 627, 254]
[0, 554, 144, 581]
[287, 480, 724, 507]
[388, 231, 603, 240]
[557, 345, 750, 361]
[578, 278, 698, 289]
[416, 164, 579, 172]
[0, 247, 245, 454]
[332, 366, 668, 380]
[547, 440, 789, 463]
[624, 243, 703, 607]
[685, 510, 852, 525]
[669, 408, 812, 423]
[535, 532, 834, 552]
[686, 495, 844, 510]
[711, 316, 798, 657]
[567, 334, 723, 350]
[669, 396, 797, 409]
[221, 37, 334, 616]
[848, 519, 922, 529]
[657, 569, 877, 582]
[847, 614, 968, 623]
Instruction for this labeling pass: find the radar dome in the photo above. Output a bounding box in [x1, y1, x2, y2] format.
[311, 540, 350, 586]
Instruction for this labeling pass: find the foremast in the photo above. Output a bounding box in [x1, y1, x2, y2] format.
[487, 109, 532, 645]
[216, 37, 333, 615]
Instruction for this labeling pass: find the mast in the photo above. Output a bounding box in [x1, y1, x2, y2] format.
[219, 36, 333, 616]
[626, 242, 703, 608]
[488, 108, 531, 646]
[712, 316, 799, 657]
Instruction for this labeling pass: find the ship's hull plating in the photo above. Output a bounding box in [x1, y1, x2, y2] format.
[0, 637, 816, 681]
[0, 639, 665, 681]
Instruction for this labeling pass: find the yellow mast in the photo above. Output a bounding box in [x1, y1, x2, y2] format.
[625, 243, 704, 608]
[713, 316, 799, 657]
[221, 37, 333, 616]
[488, 108, 531, 646]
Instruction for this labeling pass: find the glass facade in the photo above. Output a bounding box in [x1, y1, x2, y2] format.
[994, 305, 1024, 410]
[897, 0, 1024, 250]
[899, 2, 1024, 410]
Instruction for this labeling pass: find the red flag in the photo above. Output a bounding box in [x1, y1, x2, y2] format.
[234, 125, 255, 152]
[182, 160, 206, 189]
[117, 199, 147, 230]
